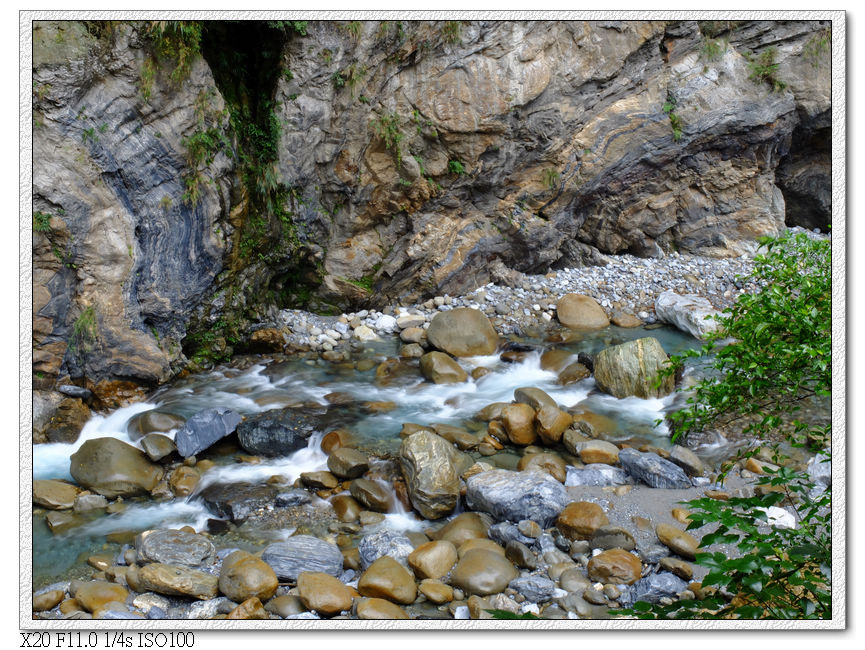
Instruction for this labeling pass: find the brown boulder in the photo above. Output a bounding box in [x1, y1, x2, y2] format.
[357, 556, 417, 604]
[587, 549, 642, 585]
[556, 294, 610, 330]
[450, 549, 518, 596]
[426, 308, 499, 357]
[420, 351, 468, 384]
[557, 501, 609, 540]
[356, 597, 410, 619]
[407, 540, 458, 580]
[535, 406, 573, 445]
[218, 550, 278, 603]
[297, 572, 353, 616]
[501, 403, 537, 446]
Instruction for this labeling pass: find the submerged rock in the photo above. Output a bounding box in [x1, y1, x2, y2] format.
[593, 337, 674, 399]
[174, 408, 242, 458]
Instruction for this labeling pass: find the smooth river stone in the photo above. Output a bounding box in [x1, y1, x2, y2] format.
[516, 453, 567, 483]
[556, 294, 610, 330]
[218, 550, 279, 603]
[418, 579, 454, 604]
[535, 406, 573, 445]
[140, 433, 177, 462]
[135, 563, 218, 600]
[297, 572, 353, 616]
[126, 410, 186, 441]
[618, 448, 691, 489]
[408, 540, 458, 580]
[592, 337, 674, 399]
[557, 501, 609, 540]
[655, 523, 699, 560]
[73, 582, 129, 613]
[587, 549, 642, 585]
[420, 351, 468, 384]
[69, 437, 162, 498]
[350, 478, 393, 512]
[513, 387, 557, 410]
[399, 430, 460, 520]
[501, 403, 537, 446]
[426, 308, 499, 357]
[33, 479, 80, 509]
[226, 597, 268, 620]
[465, 469, 569, 527]
[450, 548, 518, 596]
[357, 556, 417, 605]
[135, 529, 215, 567]
[261, 535, 344, 581]
[356, 597, 410, 619]
[429, 512, 491, 547]
[575, 439, 620, 465]
[327, 447, 369, 479]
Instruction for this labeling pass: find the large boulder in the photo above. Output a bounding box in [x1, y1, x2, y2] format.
[135, 529, 216, 567]
[654, 292, 722, 340]
[69, 437, 162, 498]
[174, 408, 242, 458]
[426, 308, 499, 357]
[593, 337, 674, 399]
[126, 410, 186, 441]
[33, 479, 80, 509]
[556, 294, 610, 330]
[236, 407, 325, 456]
[197, 482, 279, 523]
[465, 469, 569, 527]
[399, 430, 460, 520]
[218, 550, 279, 603]
[450, 549, 518, 596]
[261, 535, 343, 582]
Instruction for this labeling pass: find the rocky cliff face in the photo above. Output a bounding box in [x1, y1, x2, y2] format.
[30, 19, 832, 408]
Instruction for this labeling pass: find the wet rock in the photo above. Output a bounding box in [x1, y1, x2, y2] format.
[655, 523, 699, 560]
[70, 438, 162, 498]
[197, 482, 278, 523]
[399, 430, 460, 520]
[140, 434, 177, 462]
[265, 595, 307, 618]
[668, 445, 706, 477]
[558, 567, 592, 593]
[168, 466, 200, 497]
[420, 351, 468, 384]
[618, 448, 691, 489]
[557, 502, 609, 540]
[429, 512, 492, 547]
[33, 589, 65, 612]
[227, 597, 268, 620]
[72, 582, 129, 613]
[33, 479, 80, 509]
[617, 572, 689, 607]
[513, 387, 558, 410]
[466, 469, 569, 527]
[127, 410, 186, 441]
[327, 448, 369, 479]
[426, 308, 499, 357]
[297, 572, 353, 616]
[135, 529, 216, 567]
[593, 337, 674, 399]
[516, 453, 567, 483]
[586, 549, 642, 585]
[236, 407, 323, 456]
[451, 549, 518, 596]
[564, 464, 633, 487]
[135, 564, 218, 600]
[509, 575, 557, 603]
[558, 362, 591, 385]
[501, 403, 537, 446]
[457, 538, 505, 558]
[418, 579, 454, 604]
[556, 294, 609, 330]
[262, 536, 344, 581]
[356, 597, 410, 619]
[174, 408, 242, 458]
[358, 556, 417, 604]
[590, 525, 636, 551]
[655, 292, 721, 340]
[568, 411, 617, 438]
[408, 540, 458, 580]
[505, 540, 537, 569]
[358, 529, 415, 569]
[535, 406, 573, 445]
[330, 494, 362, 522]
[300, 471, 339, 489]
[45, 511, 85, 534]
[611, 311, 643, 328]
[218, 550, 278, 603]
[659, 557, 694, 581]
[44, 398, 91, 443]
[350, 478, 393, 512]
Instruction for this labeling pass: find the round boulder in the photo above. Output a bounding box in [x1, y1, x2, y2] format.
[426, 308, 499, 357]
[69, 438, 162, 498]
[297, 572, 353, 616]
[419, 351, 468, 384]
[218, 550, 279, 603]
[587, 549, 642, 585]
[450, 549, 518, 596]
[557, 501, 609, 540]
[556, 294, 610, 330]
[357, 556, 417, 605]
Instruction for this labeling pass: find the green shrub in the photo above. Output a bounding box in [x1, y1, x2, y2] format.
[618, 232, 832, 620]
[343, 21, 362, 41]
[662, 94, 683, 141]
[33, 212, 52, 233]
[71, 306, 98, 351]
[145, 20, 203, 86]
[802, 28, 831, 67]
[700, 36, 727, 62]
[747, 47, 787, 92]
[373, 112, 405, 168]
[448, 159, 466, 175]
[541, 167, 560, 190]
[442, 20, 462, 44]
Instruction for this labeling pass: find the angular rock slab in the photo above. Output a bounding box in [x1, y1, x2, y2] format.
[358, 529, 415, 570]
[197, 482, 279, 523]
[618, 448, 691, 489]
[655, 291, 721, 340]
[399, 430, 460, 520]
[236, 407, 326, 456]
[174, 408, 242, 458]
[465, 469, 569, 527]
[426, 308, 499, 357]
[593, 337, 674, 399]
[261, 535, 344, 582]
[617, 572, 689, 608]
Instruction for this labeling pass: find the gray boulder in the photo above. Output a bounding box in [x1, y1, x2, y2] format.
[358, 529, 415, 569]
[399, 430, 460, 520]
[261, 535, 344, 582]
[655, 292, 722, 340]
[236, 407, 326, 456]
[197, 482, 278, 523]
[465, 469, 570, 527]
[618, 572, 689, 607]
[508, 575, 558, 603]
[618, 448, 692, 489]
[564, 464, 633, 487]
[593, 337, 674, 399]
[135, 529, 216, 567]
[174, 408, 242, 458]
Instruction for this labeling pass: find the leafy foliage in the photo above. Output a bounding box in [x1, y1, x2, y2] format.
[442, 21, 462, 44]
[802, 28, 831, 68]
[448, 159, 466, 175]
[373, 112, 405, 168]
[664, 232, 831, 447]
[485, 609, 541, 620]
[33, 212, 53, 233]
[620, 231, 833, 620]
[700, 36, 727, 62]
[747, 47, 787, 93]
[71, 306, 99, 352]
[662, 94, 683, 141]
[145, 21, 203, 86]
